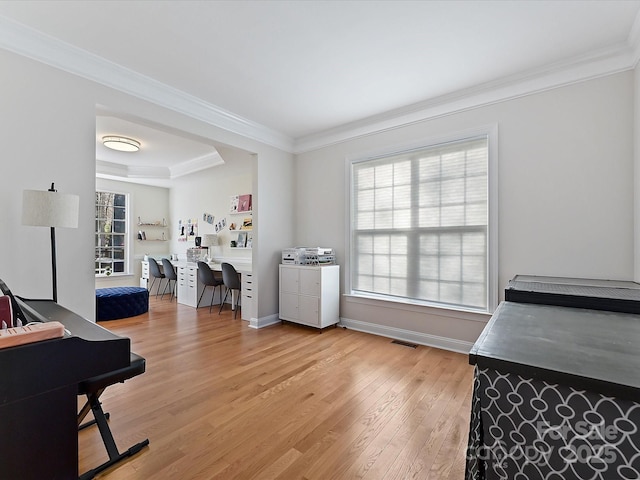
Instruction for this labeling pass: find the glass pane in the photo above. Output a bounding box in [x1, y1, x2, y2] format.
[393, 209, 411, 228]
[113, 221, 126, 234]
[114, 194, 126, 207]
[375, 164, 393, 188]
[350, 136, 489, 309]
[113, 207, 126, 220]
[95, 191, 127, 275]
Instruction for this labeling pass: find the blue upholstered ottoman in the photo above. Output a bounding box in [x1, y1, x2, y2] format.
[96, 286, 149, 321]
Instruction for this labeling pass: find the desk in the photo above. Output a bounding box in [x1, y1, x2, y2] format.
[465, 301, 640, 480]
[172, 261, 252, 319]
[141, 260, 253, 318]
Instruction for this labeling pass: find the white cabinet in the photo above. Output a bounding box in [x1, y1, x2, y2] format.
[241, 272, 255, 321]
[177, 264, 198, 307]
[141, 260, 150, 280]
[279, 265, 339, 329]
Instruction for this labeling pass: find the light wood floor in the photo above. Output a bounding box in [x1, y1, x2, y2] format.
[80, 296, 474, 479]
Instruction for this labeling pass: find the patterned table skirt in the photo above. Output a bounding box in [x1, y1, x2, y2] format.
[465, 367, 640, 480]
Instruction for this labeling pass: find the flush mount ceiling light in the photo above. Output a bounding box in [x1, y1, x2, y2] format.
[102, 135, 141, 152]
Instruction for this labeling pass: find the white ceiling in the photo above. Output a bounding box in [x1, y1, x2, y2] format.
[95, 111, 223, 187]
[1, 0, 639, 181]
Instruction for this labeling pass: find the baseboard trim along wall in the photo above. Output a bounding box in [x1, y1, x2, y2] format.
[338, 317, 474, 355]
[249, 314, 281, 329]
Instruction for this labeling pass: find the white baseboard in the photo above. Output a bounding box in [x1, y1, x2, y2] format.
[338, 317, 474, 354]
[249, 313, 280, 329]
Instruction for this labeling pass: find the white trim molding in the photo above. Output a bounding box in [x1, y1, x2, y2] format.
[295, 42, 638, 153]
[249, 313, 280, 329]
[0, 15, 294, 152]
[338, 317, 475, 355]
[1, 12, 639, 155]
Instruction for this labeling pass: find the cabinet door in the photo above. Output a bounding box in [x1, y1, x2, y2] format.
[280, 266, 299, 294]
[280, 292, 298, 320]
[299, 295, 319, 326]
[299, 269, 320, 296]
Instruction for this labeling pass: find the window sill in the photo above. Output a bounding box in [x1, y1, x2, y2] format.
[344, 292, 493, 323]
[95, 273, 134, 279]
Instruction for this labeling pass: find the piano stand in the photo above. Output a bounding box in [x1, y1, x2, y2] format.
[78, 353, 149, 480]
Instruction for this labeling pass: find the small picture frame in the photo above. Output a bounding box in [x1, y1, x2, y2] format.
[229, 195, 239, 214]
[238, 194, 252, 212]
[237, 231, 247, 248]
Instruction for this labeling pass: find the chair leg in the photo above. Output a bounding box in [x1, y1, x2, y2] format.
[209, 284, 221, 313]
[155, 279, 166, 298]
[219, 287, 230, 314]
[161, 279, 170, 299]
[167, 279, 175, 302]
[149, 277, 156, 294]
[234, 290, 241, 319]
[197, 285, 207, 309]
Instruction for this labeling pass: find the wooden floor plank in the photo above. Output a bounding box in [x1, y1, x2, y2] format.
[79, 297, 473, 479]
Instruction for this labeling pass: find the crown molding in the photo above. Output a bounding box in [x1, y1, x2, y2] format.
[96, 159, 169, 180]
[96, 150, 223, 182]
[170, 151, 225, 179]
[1, 14, 638, 157]
[0, 15, 294, 153]
[294, 41, 637, 153]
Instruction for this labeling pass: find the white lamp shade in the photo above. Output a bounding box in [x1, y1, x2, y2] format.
[22, 190, 80, 228]
[201, 234, 219, 247]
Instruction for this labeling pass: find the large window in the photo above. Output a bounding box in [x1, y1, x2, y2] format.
[349, 134, 495, 312]
[95, 192, 128, 276]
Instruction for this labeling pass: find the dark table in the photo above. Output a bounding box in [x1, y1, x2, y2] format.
[505, 274, 640, 313]
[465, 299, 640, 480]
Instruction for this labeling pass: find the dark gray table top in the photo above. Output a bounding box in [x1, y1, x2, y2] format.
[470, 301, 640, 399]
[507, 274, 640, 300]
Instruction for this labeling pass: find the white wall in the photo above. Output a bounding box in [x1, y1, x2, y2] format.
[0, 48, 293, 322]
[95, 178, 170, 289]
[295, 72, 634, 351]
[1, 50, 97, 317]
[635, 62, 640, 282]
[252, 147, 295, 325]
[169, 146, 254, 263]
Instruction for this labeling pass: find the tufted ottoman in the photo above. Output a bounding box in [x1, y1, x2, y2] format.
[96, 286, 149, 321]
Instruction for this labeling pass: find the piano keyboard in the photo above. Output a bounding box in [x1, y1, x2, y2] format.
[0, 321, 65, 349]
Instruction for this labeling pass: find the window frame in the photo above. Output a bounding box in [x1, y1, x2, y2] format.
[95, 190, 130, 277]
[344, 125, 499, 314]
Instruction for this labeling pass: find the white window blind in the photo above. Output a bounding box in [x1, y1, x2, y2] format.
[350, 136, 490, 310]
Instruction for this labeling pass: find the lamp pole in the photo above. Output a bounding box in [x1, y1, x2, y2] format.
[48, 183, 58, 302]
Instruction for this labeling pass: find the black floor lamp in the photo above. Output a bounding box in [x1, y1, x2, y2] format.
[22, 183, 79, 303]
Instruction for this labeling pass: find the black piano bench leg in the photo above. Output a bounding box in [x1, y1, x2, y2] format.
[78, 411, 110, 431]
[78, 391, 149, 480]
